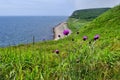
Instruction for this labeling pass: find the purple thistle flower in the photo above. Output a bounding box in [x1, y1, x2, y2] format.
[83, 36, 88, 41]
[63, 29, 70, 35]
[55, 50, 59, 54]
[94, 34, 100, 40]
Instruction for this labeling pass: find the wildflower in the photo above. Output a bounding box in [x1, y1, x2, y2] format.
[94, 34, 100, 40]
[83, 36, 88, 41]
[58, 35, 61, 38]
[63, 29, 69, 35]
[89, 41, 91, 44]
[55, 50, 59, 54]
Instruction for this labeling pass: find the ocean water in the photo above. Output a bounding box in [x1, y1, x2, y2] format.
[0, 16, 68, 47]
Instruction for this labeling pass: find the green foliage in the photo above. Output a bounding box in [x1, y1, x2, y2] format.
[0, 5, 120, 79]
[70, 8, 110, 21]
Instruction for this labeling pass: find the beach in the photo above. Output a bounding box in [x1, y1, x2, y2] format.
[53, 22, 72, 40]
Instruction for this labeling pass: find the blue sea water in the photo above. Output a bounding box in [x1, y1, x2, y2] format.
[0, 16, 68, 47]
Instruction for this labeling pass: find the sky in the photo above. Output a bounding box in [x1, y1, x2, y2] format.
[0, 0, 120, 16]
[75, 0, 120, 10]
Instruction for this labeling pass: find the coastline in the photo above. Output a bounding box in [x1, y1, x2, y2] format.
[53, 22, 72, 40]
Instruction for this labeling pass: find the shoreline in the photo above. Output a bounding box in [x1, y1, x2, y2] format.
[53, 22, 72, 40]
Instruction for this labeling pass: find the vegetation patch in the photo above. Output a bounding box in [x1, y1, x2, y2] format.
[0, 5, 120, 80]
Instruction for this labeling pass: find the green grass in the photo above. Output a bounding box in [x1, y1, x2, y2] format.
[0, 5, 120, 80]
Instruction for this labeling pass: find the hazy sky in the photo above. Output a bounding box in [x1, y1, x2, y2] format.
[75, 0, 120, 10]
[0, 0, 120, 16]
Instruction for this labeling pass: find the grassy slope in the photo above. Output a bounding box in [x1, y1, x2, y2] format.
[67, 8, 110, 31]
[0, 6, 120, 80]
[68, 5, 120, 51]
[77, 5, 120, 52]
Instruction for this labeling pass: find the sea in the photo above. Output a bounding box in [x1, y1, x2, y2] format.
[0, 16, 68, 47]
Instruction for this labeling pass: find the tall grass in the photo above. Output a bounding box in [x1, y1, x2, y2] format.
[0, 35, 120, 80]
[0, 5, 120, 80]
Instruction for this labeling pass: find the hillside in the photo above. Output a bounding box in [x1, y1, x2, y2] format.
[73, 5, 120, 51]
[0, 5, 120, 80]
[70, 8, 110, 20]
